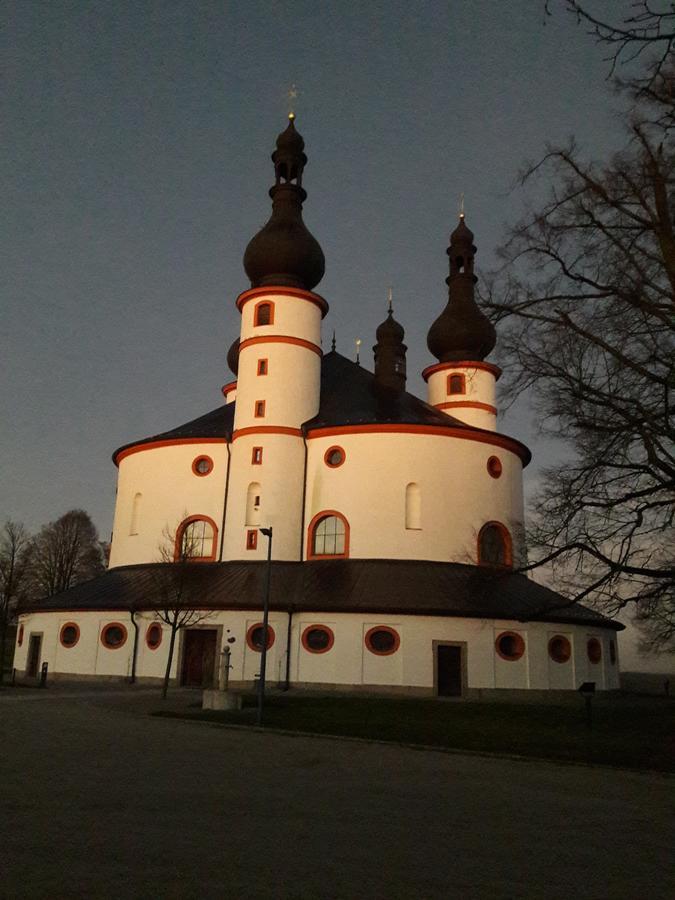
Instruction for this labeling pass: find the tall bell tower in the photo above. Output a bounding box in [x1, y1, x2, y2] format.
[223, 115, 328, 561]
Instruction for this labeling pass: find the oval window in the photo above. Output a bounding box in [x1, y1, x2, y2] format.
[364, 626, 400, 656]
[101, 623, 128, 650]
[587, 637, 602, 664]
[548, 635, 571, 663]
[192, 456, 213, 477]
[324, 446, 345, 468]
[246, 623, 275, 652]
[487, 456, 502, 479]
[146, 624, 162, 650]
[302, 625, 335, 654]
[495, 631, 525, 661]
[60, 623, 80, 648]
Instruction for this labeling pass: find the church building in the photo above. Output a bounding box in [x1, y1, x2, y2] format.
[14, 116, 622, 696]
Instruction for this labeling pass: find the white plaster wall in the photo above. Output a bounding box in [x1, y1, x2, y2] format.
[223, 433, 306, 561]
[239, 291, 322, 346]
[304, 432, 526, 564]
[109, 443, 229, 568]
[427, 366, 497, 430]
[14, 610, 621, 690]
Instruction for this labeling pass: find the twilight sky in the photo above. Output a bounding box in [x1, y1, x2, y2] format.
[3, 0, 631, 539]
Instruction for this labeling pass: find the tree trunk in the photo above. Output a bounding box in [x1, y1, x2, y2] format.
[0, 615, 7, 686]
[162, 624, 179, 700]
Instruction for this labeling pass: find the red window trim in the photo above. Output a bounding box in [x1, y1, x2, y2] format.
[301, 624, 335, 654]
[487, 456, 502, 479]
[548, 635, 571, 663]
[477, 521, 513, 568]
[174, 515, 219, 562]
[191, 455, 214, 477]
[447, 373, 466, 395]
[364, 626, 400, 656]
[59, 622, 80, 649]
[254, 400, 266, 418]
[495, 631, 525, 661]
[17, 624, 24, 647]
[254, 300, 275, 327]
[246, 529, 258, 550]
[100, 622, 128, 650]
[323, 446, 346, 468]
[306, 509, 350, 559]
[246, 622, 275, 651]
[146, 623, 163, 650]
[251, 446, 263, 465]
[257, 358, 268, 376]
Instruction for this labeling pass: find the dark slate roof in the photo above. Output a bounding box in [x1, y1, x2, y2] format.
[113, 403, 234, 463]
[26, 559, 623, 630]
[305, 351, 468, 430]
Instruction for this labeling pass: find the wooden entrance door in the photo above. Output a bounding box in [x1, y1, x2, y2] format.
[437, 644, 463, 697]
[181, 630, 217, 687]
[27, 634, 42, 678]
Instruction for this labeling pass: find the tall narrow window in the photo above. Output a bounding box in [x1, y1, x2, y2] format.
[478, 522, 512, 568]
[447, 373, 466, 395]
[257, 359, 268, 375]
[246, 482, 262, 526]
[254, 302, 274, 326]
[175, 516, 217, 562]
[405, 483, 421, 530]
[251, 447, 263, 465]
[254, 400, 266, 418]
[308, 511, 349, 558]
[130, 492, 142, 535]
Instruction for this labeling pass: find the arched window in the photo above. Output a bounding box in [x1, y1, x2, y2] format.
[130, 492, 142, 535]
[478, 522, 512, 568]
[405, 483, 421, 530]
[254, 301, 274, 326]
[175, 516, 218, 562]
[308, 511, 349, 559]
[447, 373, 466, 395]
[246, 483, 261, 527]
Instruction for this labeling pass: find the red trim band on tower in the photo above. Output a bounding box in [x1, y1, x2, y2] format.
[232, 426, 303, 441]
[422, 360, 502, 382]
[435, 401, 497, 415]
[239, 335, 322, 357]
[236, 285, 329, 318]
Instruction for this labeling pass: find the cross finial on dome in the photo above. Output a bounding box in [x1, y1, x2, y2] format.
[331, 330, 336, 352]
[459, 193, 465, 219]
[355, 338, 362, 365]
[288, 84, 298, 120]
[387, 286, 393, 313]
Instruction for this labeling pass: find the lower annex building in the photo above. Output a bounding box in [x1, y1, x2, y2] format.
[15, 116, 622, 696]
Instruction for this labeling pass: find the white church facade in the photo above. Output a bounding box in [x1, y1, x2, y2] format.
[14, 116, 622, 696]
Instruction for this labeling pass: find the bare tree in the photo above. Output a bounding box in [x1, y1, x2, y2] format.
[25, 510, 105, 600]
[483, 62, 675, 632]
[152, 520, 213, 699]
[0, 521, 30, 684]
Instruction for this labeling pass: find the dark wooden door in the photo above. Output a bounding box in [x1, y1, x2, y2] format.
[437, 645, 462, 697]
[27, 635, 42, 678]
[181, 630, 217, 687]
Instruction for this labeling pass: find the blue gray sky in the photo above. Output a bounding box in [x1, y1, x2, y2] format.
[3, 1, 631, 538]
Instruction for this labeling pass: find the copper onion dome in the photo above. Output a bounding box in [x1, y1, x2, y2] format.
[426, 215, 496, 363]
[243, 116, 325, 291]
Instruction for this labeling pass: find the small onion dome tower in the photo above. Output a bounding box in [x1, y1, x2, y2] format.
[221, 337, 239, 403]
[243, 115, 325, 291]
[373, 298, 407, 394]
[227, 116, 327, 563]
[423, 215, 501, 431]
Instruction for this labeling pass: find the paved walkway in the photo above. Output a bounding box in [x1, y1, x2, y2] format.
[1, 687, 672, 899]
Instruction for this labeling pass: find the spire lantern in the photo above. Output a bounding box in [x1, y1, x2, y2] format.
[243, 117, 325, 291]
[374, 295, 407, 394]
[426, 215, 496, 363]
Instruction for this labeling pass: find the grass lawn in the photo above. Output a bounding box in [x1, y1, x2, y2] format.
[156, 692, 675, 772]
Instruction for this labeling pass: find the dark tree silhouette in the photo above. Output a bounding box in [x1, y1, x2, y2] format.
[484, 62, 675, 638]
[26, 510, 105, 601]
[0, 521, 30, 683]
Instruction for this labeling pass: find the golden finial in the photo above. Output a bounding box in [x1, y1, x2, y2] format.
[355, 338, 362, 365]
[459, 193, 465, 219]
[387, 286, 393, 313]
[288, 84, 298, 120]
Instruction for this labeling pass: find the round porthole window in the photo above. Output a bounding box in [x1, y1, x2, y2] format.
[495, 631, 525, 661]
[587, 637, 602, 664]
[364, 626, 400, 656]
[59, 623, 80, 648]
[246, 623, 275, 652]
[101, 623, 128, 650]
[192, 455, 214, 476]
[487, 456, 502, 479]
[302, 625, 335, 654]
[146, 623, 162, 650]
[548, 635, 571, 663]
[324, 446, 345, 468]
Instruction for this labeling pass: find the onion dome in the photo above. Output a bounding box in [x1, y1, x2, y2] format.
[243, 116, 325, 291]
[373, 302, 407, 394]
[427, 215, 496, 363]
[226, 336, 240, 376]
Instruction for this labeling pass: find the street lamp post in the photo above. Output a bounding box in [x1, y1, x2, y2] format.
[257, 526, 273, 726]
